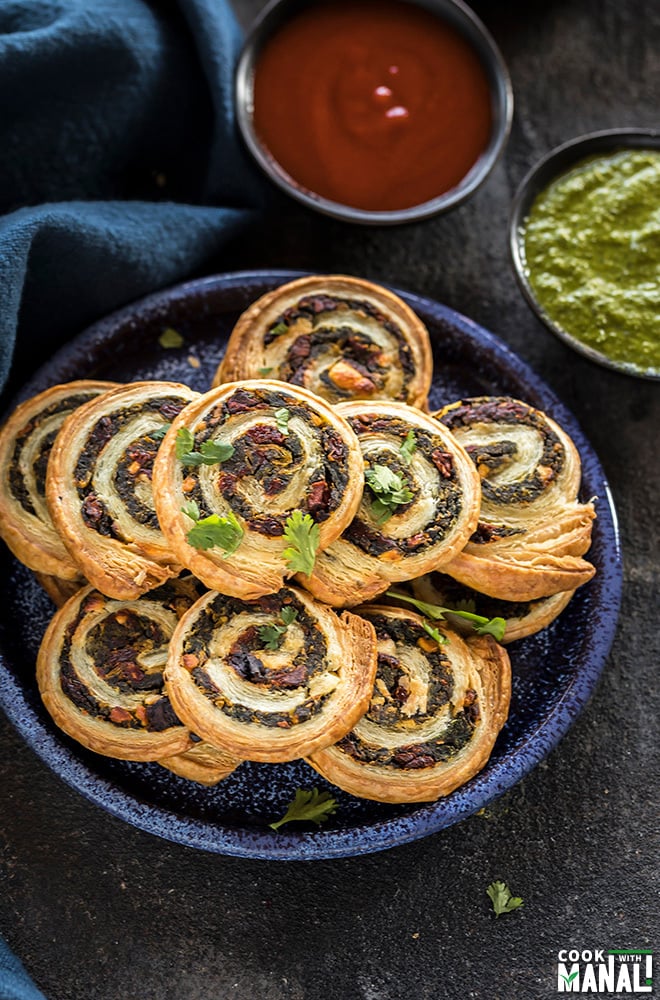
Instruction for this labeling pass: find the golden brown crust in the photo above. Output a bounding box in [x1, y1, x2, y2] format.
[46, 381, 199, 599]
[159, 741, 241, 785]
[434, 396, 596, 600]
[36, 580, 204, 761]
[213, 275, 433, 409]
[0, 380, 119, 578]
[307, 605, 511, 803]
[152, 380, 364, 599]
[34, 572, 85, 608]
[444, 511, 596, 600]
[164, 587, 378, 763]
[300, 401, 481, 606]
[410, 571, 575, 643]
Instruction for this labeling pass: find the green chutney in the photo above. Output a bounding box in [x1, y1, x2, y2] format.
[521, 148, 660, 377]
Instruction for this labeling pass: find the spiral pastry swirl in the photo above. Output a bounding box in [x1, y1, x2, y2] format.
[164, 586, 378, 762]
[153, 381, 364, 599]
[46, 381, 199, 599]
[0, 381, 118, 579]
[301, 402, 481, 607]
[214, 275, 432, 408]
[37, 577, 206, 761]
[435, 397, 596, 601]
[410, 572, 574, 644]
[307, 606, 511, 803]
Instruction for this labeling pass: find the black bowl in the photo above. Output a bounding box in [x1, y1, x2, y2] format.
[509, 128, 660, 380]
[235, 0, 513, 225]
[0, 271, 622, 859]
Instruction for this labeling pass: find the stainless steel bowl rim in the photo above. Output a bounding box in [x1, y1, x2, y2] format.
[509, 127, 660, 381]
[235, 0, 514, 225]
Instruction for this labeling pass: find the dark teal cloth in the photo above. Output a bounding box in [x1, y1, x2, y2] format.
[0, 0, 264, 994]
[0, 937, 45, 1000]
[0, 0, 265, 395]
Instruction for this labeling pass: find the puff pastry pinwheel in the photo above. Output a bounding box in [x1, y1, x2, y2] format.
[435, 397, 596, 601]
[46, 381, 199, 600]
[307, 605, 511, 803]
[37, 577, 206, 761]
[164, 586, 378, 763]
[159, 740, 241, 786]
[410, 571, 574, 644]
[153, 380, 363, 599]
[300, 402, 481, 607]
[0, 380, 118, 580]
[213, 275, 432, 408]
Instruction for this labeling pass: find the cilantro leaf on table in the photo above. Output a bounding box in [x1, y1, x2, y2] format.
[269, 788, 338, 831]
[176, 427, 234, 466]
[386, 590, 506, 642]
[283, 510, 320, 575]
[365, 464, 413, 525]
[486, 881, 524, 917]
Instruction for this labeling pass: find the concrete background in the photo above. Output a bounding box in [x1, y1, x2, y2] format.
[1, 1, 658, 997]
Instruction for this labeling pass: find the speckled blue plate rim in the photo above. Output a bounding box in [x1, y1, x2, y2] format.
[0, 270, 623, 861]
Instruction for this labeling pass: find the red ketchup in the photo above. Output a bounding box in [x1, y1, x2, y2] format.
[252, 0, 493, 212]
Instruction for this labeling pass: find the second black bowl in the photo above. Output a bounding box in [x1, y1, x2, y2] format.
[510, 127, 660, 380]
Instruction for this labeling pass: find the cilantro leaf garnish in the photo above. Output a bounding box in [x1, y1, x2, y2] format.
[486, 881, 524, 917]
[365, 464, 413, 525]
[274, 407, 290, 436]
[176, 427, 196, 459]
[421, 619, 448, 646]
[283, 510, 320, 576]
[182, 504, 243, 556]
[452, 597, 478, 614]
[258, 624, 286, 651]
[151, 423, 171, 441]
[474, 617, 509, 640]
[175, 428, 234, 466]
[269, 321, 289, 337]
[258, 606, 298, 651]
[386, 590, 507, 642]
[181, 500, 201, 521]
[399, 430, 417, 464]
[197, 441, 235, 463]
[281, 606, 298, 626]
[158, 327, 184, 348]
[258, 366, 274, 376]
[269, 788, 338, 831]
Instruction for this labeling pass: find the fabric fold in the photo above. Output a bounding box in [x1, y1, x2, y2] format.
[0, 0, 266, 395]
[0, 937, 46, 1000]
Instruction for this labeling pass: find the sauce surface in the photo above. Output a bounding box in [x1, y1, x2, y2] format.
[521, 149, 660, 376]
[252, 0, 493, 212]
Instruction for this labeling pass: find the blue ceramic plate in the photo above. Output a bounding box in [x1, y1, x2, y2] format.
[0, 271, 622, 860]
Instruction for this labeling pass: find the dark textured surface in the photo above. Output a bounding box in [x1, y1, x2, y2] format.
[1, 0, 658, 996]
